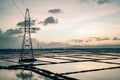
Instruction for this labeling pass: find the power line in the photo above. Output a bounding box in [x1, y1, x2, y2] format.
[21, 0, 27, 8]
[21, 0, 35, 21]
[20, 0, 34, 22]
[10, 0, 24, 16]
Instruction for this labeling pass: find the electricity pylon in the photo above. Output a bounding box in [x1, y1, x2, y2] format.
[19, 8, 36, 63]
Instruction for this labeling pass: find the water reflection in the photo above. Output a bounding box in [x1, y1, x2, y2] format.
[67, 69, 120, 80]
[16, 70, 33, 80]
[0, 69, 46, 80]
[36, 61, 118, 73]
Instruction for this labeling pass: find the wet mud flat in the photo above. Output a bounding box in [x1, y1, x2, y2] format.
[0, 48, 120, 80]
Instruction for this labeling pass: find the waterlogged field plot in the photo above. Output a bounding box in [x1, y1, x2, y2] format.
[99, 59, 120, 64]
[35, 52, 120, 80]
[0, 59, 18, 66]
[0, 51, 120, 80]
[0, 69, 50, 80]
[36, 61, 118, 73]
[55, 56, 87, 60]
[36, 57, 69, 62]
[66, 69, 120, 80]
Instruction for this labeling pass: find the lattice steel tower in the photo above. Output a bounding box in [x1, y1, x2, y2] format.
[19, 8, 36, 63]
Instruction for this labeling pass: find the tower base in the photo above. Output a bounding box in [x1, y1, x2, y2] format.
[19, 58, 37, 63]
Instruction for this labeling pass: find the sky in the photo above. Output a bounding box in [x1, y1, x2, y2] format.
[0, 0, 120, 48]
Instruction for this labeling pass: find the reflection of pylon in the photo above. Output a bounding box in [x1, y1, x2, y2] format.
[19, 8, 36, 63]
[16, 70, 33, 80]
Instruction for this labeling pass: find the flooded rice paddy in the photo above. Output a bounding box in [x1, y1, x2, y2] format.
[0, 49, 120, 80]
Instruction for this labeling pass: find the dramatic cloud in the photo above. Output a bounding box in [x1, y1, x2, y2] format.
[0, 28, 22, 38]
[0, 28, 23, 48]
[5, 29, 22, 35]
[17, 20, 35, 27]
[17, 20, 40, 33]
[0, 28, 39, 49]
[39, 16, 58, 25]
[48, 9, 62, 14]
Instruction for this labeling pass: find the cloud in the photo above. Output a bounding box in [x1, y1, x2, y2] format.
[71, 39, 84, 43]
[113, 37, 117, 40]
[85, 39, 92, 42]
[0, 28, 39, 49]
[4, 29, 22, 35]
[39, 16, 58, 25]
[39, 41, 70, 48]
[0, 28, 22, 38]
[71, 44, 120, 48]
[89, 37, 110, 41]
[0, 29, 3, 36]
[48, 9, 62, 14]
[79, 0, 89, 3]
[79, 0, 111, 5]
[97, 0, 110, 5]
[0, 28, 23, 48]
[113, 37, 120, 40]
[73, 0, 118, 24]
[17, 20, 35, 27]
[17, 20, 40, 33]
[30, 27, 40, 33]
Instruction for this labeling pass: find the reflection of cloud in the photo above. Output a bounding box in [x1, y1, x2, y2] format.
[39, 16, 58, 25]
[48, 9, 62, 14]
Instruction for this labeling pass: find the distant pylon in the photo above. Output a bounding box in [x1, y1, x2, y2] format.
[19, 8, 36, 63]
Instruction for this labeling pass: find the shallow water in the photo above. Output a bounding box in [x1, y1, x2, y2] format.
[36, 57, 69, 62]
[0, 69, 52, 80]
[100, 59, 120, 64]
[67, 69, 120, 80]
[36, 61, 119, 73]
[0, 51, 120, 80]
[0, 59, 18, 66]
